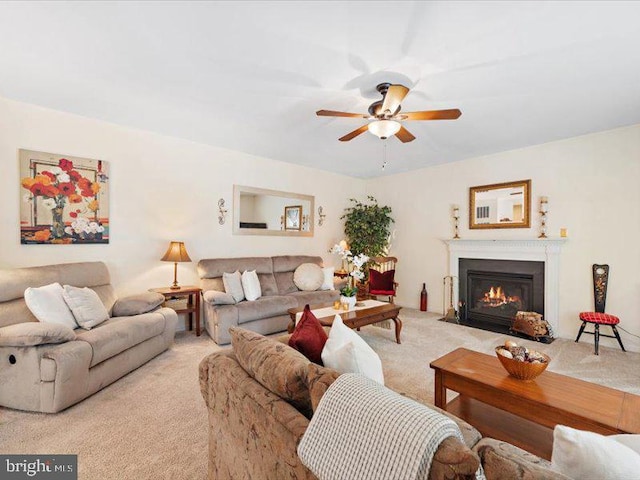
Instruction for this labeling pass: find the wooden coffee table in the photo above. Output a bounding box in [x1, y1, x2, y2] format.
[430, 348, 640, 459]
[287, 302, 402, 343]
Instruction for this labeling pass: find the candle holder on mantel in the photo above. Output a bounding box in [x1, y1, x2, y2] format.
[452, 205, 461, 239]
[538, 197, 549, 238]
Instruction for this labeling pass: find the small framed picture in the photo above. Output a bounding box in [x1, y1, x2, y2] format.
[284, 205, 302, 231]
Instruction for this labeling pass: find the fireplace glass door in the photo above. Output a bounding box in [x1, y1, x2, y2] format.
[467, 272, 533, 325]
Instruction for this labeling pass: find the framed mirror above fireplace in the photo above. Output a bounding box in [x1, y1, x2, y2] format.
[469, 179, 531, 229]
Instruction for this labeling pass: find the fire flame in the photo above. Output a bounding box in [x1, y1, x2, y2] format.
[479, 285, 522, 308]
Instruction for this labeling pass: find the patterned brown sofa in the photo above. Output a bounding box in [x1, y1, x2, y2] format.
[199, 328, 569, 480]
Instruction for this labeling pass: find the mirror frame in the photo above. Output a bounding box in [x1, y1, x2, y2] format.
[233, 185, 314, 237]
[469, 179, 531, 230]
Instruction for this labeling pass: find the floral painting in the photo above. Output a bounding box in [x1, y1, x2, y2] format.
[20, 149, 109, 244]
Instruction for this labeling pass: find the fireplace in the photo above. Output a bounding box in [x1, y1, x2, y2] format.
[459, 258, 544, 333]
[445, 239, 565, 335]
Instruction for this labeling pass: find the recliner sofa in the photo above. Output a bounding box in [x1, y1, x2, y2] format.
[0, 261, 177, 413]
[198, 255, 340, 345]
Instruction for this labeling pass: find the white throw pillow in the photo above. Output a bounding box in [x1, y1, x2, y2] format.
[611, 434, 640, 454]
[294, 263, 324, 291]
[24, 282, 78, 329]
[321, 315, 384, 384]
[223, 271, 245, 303]
[320, 266, 335, 291]
[551, 426, 640, 480]
[241, 270, 262, 301]
[62, 285, 110, 329]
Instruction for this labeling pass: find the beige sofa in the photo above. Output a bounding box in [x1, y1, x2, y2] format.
[199, 328, 569, 480]
[197, 256, 340, 344]
[0, 262, 177, 413]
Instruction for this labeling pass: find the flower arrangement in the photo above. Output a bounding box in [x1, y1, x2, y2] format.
[21, 158, 103, 243]
[330, 242, 369, 297]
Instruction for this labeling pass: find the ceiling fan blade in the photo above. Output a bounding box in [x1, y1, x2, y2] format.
[401, 109, 462, 120]
[381, 85, 410, 115]
[395, 126, 416, 143]
[339, 125, 369, 142]
[316, 109, 368, 118]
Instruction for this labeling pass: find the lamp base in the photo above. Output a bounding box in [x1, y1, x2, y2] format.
[169, 262, 181, 290]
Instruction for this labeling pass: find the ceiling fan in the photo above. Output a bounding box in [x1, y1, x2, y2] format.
[316, 83, 461, 143]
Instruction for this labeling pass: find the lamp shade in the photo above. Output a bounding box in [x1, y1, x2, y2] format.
[368, 120, 401, 139]
[161, 241, 192, 263]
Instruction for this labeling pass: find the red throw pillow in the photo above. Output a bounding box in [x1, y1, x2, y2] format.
[288, 305, 328, 365]
[369, 269, 396, 292]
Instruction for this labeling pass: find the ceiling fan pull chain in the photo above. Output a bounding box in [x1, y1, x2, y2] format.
[382, 141, 388, 170]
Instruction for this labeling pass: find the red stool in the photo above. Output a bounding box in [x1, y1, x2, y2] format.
[575, 264, 626, 355]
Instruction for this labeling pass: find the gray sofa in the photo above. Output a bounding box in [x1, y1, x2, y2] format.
[198, 256, 340, 345]
[0, 262, 177, 413]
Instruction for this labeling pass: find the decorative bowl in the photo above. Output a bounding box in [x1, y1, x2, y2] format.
[495, 347, 550, 382]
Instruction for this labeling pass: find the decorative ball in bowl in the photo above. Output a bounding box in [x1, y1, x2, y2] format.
[495, 340, 550, 382]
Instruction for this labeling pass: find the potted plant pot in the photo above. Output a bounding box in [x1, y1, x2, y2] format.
[340, 295, 357, 309]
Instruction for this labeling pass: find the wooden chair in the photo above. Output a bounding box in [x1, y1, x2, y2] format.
[575, 264, 626, 355]
[367, 256, 398, 303]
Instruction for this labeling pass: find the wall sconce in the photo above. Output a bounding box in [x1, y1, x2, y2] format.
[218, 198, 228, 225]
[317, 206, 326, 226]
[452, 205, 460, 239]
[539, 197, 549, 238]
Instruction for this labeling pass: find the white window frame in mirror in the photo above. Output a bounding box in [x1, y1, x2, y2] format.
[233, 185, 315, 237]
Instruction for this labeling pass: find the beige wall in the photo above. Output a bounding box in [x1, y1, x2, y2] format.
[3, 95, 639, 351]
[0, 97, 365, 319]
[367, 125, 640, 351]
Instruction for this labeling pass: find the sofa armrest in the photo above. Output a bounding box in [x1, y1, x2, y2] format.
[199, 350, 313, 479]
[0, 340, 92, 412]
[202, 303, 239, 345]
[474, 437, 571, 480]
[0, 322, 76, 347]
[202, 290, 236, 305]
[112, 292, 165, 317]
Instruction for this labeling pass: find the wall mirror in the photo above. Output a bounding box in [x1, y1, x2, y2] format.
[233, 185, 314, 236]
[469, 179, 531, 229]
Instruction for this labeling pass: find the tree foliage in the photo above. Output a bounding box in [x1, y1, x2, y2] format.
[341, 196, 394, 258]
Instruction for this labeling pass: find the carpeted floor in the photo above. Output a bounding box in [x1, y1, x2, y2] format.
[1, 309, 638, 479]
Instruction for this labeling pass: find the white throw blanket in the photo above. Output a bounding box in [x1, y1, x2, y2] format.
[298, 374, 485, 480]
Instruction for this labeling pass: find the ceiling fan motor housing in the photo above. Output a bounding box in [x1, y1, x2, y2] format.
[368, 83, 401, 117]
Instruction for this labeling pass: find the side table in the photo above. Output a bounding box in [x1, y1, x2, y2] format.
[150, 285, 202, 336]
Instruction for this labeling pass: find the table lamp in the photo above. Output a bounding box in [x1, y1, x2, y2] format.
[161, 241, 192, 290]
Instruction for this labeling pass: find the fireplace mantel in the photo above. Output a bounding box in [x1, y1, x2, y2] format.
[443, 238, 566, 332]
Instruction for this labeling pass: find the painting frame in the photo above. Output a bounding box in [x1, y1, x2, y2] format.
[19, 149, 110, 244]
[284, 205, 302, 231]
[469, 179, 531, 230]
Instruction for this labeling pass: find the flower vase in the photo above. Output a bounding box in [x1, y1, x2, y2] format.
[51, 206, 66, 239]
[340, 295, 357, 310]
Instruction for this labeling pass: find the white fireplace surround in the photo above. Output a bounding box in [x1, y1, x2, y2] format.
[444, 239, 566, 332]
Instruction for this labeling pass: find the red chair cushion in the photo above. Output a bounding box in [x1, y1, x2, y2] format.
[579, 312, 620, 325]
[369, 269, 395, 294]
[288, 304, 328, 365]
[369, 289, 396, 296]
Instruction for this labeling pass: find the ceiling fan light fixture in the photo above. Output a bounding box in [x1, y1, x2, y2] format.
[368, 120, 401, 139]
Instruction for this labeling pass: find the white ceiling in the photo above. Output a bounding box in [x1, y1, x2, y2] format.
[1, 1, 639, 178]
